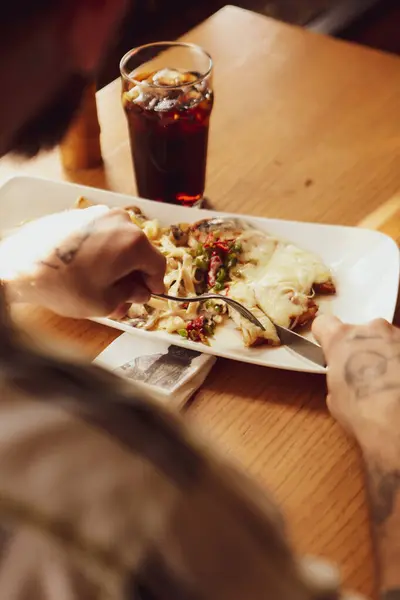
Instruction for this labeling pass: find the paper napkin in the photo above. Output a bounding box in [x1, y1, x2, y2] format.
[94, 333, 216, 410]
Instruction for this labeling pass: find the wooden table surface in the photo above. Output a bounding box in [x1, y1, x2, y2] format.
[2, 5, 400, 597]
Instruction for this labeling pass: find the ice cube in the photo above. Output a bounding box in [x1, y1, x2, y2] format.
[124, 86, 140, 102]
[152, 68, 186, 87]
[129, 82, 156, 109]
[147, 97, 158, 111]
[180, 89, 203, 109]
[153, 96, 178, 112]
[180, 71, 198, 85]
[195, 79, 209, 94]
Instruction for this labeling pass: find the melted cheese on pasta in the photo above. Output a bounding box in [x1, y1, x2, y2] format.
[231, 237, 330, 329]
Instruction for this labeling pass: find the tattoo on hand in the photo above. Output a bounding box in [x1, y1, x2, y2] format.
[368, 462, 400, 526]
[40, 221, 95, 269]
[55, 221, 95, 265]
[344, 350, 400, 399]
[351, 334, 386, 341]
[348, 333, 400, 343]
[345, 350, 387, 398]
[39, 260, 59, 270]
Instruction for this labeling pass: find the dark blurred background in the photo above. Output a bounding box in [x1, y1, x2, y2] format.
[98, 0, 400, 88]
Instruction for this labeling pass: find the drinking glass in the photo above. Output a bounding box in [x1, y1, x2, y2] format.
[120, 42, 214, 206]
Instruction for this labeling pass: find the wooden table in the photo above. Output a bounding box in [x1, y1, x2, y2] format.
[1, 6, 400, 597]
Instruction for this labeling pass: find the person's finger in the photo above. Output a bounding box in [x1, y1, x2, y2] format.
[134, 239, 166, 294]
[108, 303, 131, 320]
[312, 315, 344, 350]
[110, 227, 166, 294]
[141, 259, 166, 294]
[106, 272, 150, 313]
[128, 282, 151, 304]
[106, 207, 132, 222]
[80, 205, 111, 220]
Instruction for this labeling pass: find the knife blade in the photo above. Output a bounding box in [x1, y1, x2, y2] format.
[274, 323, 326, 368]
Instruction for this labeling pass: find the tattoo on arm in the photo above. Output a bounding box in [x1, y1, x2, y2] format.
[367, 462, 400, 526]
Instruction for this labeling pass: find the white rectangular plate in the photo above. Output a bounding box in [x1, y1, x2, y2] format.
[0, 176, 398, 374]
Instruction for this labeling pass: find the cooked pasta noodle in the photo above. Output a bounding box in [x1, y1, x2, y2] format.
[75, 198, 336, 347]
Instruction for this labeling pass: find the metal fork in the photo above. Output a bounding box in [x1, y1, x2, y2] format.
[151, 292, 266, 329]
[151, 292, 326, 367]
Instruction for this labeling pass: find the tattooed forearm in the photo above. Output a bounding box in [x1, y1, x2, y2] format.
[365, 456, 400, 592]
[54, 221, 95, 265]
[366, 462, 400, 526]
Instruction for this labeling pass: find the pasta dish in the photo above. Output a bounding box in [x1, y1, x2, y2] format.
[76, 197, 336, 347]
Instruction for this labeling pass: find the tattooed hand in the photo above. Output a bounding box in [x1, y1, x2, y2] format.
[0, 205, 166, 318]
[313, 315, 400, 450]
[314, 315, 400, 594]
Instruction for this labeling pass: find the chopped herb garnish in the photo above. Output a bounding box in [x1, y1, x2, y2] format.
[204, 321, 216, 336]
[226, 253, 238, 269]
[216, 267, 227, 283]
[194, 256, 209, 270]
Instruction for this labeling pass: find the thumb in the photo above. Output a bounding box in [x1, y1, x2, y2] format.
[142, 271, 165, 295]
[312, 315, 343, 350]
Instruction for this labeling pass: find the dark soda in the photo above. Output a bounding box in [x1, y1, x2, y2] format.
[122, 68, 213, 206]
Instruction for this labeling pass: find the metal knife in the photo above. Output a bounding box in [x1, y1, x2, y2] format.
[274, 323, 326, 368]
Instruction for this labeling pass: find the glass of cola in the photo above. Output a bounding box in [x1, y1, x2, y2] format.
[120, 42, 214, 206]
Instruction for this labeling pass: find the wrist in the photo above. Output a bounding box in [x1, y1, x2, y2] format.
[358, 426, 400, 471]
